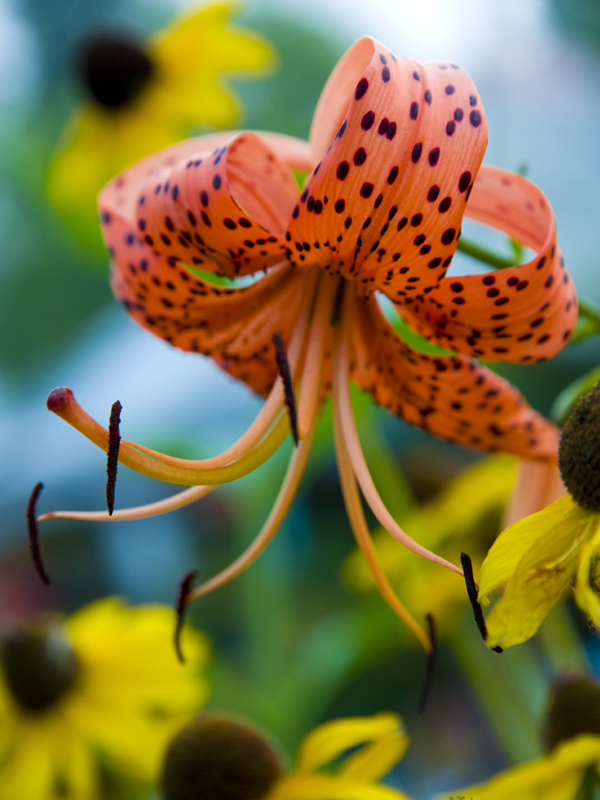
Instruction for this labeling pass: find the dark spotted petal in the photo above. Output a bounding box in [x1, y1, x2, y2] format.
[350, 293, 559, 459]
[134, 133, 298, 278]
[286, 37, 487, 286]
[396, 166, 578, 362]
[101, 208, 307, 396]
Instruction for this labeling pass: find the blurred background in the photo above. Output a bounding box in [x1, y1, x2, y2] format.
[1, 0, 600, 796]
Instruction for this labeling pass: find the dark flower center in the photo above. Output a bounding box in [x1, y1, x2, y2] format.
[77, 33, 154, 109]
[558, 382, 600, 512]
[1, 628, 78, 714]
[544, 673, 600, 751]
[160, 714, 282, 800]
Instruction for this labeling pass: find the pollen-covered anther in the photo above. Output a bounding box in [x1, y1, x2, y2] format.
[160, 713, 282, 800]
[26, 482, 50, 586]
[106, 400, 122, 515]
[174, 569, 198, 664]
[272, 332, 299, 445]
[543, 673, 600, 752]
[558, 382, 600, 512]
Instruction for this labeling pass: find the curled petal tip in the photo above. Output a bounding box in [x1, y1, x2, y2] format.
[174, 569, 199, 664]
[47, 387, 75, 413]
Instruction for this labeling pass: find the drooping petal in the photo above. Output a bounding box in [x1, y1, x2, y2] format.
[398, 166, 578, 361]
[134, 133, 299, 278]
[272, 773, 412, 800]
[480, 499, 595, 649]
[102, 205, 311, 395]
[350, 292, 560, 458]
[295, 714, 405, 775]
[287, 37, 487, 287]
[478, 494, 582, 597]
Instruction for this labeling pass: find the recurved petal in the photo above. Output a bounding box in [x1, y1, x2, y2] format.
[101, 206, 308, 396]
[398, 166, 578, 362]
[287, 37, 487, 284]
[350, 295, 560, 459]
[133, 133, 299, 278]
[482, 500, 594, 649]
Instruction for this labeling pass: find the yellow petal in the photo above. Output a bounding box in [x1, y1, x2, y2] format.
[438, 734, 600, 800]
[478, 494, 581, 599]
[574, 516, 600, 628]
[273, 772, 412, 800]
[295, 714, 406, 775]
[482, 501, 594, 648]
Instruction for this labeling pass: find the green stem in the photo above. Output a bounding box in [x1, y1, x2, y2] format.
[579, 296, 600, 326]
[574, 766, 600, 800]
[456, 237, 518, 270]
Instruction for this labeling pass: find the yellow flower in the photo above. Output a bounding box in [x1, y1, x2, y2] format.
[160, 711, 413, 800]
[477, 382, 600, 650]
[440, 674, 600, 799]
[0, 598, 210, 800]
[343, 455, 518, 634]
[439, 735, 600, 800]
[47, 2, 274, 246]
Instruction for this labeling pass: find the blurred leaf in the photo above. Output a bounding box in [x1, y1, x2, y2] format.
[551, 364, 600, 423]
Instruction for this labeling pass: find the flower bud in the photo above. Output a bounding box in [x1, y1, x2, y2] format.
[558, 382, 600, 512]
[160, 713, 282, 800]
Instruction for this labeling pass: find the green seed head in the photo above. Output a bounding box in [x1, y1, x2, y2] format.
[543, 673, 600, 751]
[160, 713, 283, 800]
[558, 382, 600, 512]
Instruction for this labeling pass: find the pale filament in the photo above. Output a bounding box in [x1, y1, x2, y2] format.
[37, 485, 216, 524]
[333, 406, 432, 652]
[296, 272, 341, 440]
[128, 269, 320, 469]
[188, 273, 337, 600]
[189, 424, 315, 602]
[332, 284, 464, 577]
[48, 389, 291, 486]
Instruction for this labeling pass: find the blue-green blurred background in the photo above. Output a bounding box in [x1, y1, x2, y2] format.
[1, 0, 599, 797]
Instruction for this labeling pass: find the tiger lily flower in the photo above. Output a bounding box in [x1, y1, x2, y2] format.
[38, 37, 577, 651]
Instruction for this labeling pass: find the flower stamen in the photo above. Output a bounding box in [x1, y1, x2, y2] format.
[174, 569, 198, 664]
[333, 286, 463, 576]
[461, 551, 503, 653]
[106, 400, 122, 515]
[334, 405, 432, 651]
[272, 332, 299, 446]
[418, 614, 437, 714]
[26, 482, 50, 586]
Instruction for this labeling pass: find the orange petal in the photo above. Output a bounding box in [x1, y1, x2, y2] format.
[287, 37, 487, 284]
[103, 207, 310, 396]
[396, 165, 578, 361]
[133, 133, 302, 278]
[350, 293, 559, 459]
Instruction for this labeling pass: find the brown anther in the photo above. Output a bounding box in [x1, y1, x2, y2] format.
[461, 552, 502, 653]
[418, 613, 437, 714]
[26, 482, 50, 586]
[106, 401, 122, 515]
[174, 569, 198, 664]
[272, 332, 299, 446]
[46, 386, 74, 414]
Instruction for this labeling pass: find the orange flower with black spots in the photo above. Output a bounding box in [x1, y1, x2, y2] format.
[37, 38, 577, 650]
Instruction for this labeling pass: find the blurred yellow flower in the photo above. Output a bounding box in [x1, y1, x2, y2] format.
[342, 456, 518, 635]
[161, 711, 413, 800]
[0, 597, 210, 800]
[440, 734, 600, 800]
[272, 713, 412, 800]
[47, 2, 274, 247]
